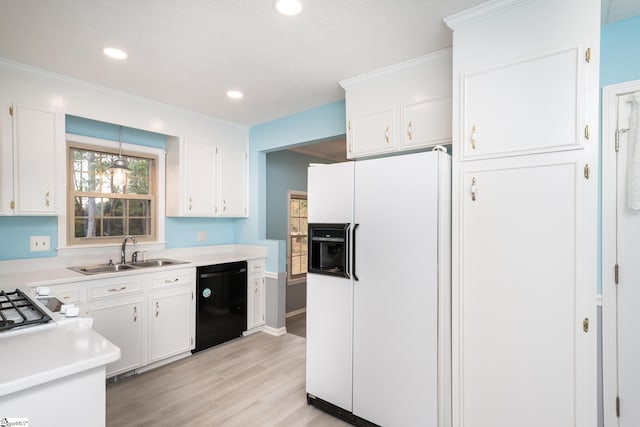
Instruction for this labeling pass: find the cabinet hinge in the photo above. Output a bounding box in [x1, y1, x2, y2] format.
[583, 317, 589, 333]
[584, 125, 590, 140]
[615, 264, 619, 284]
[584, 164, 590, 179]
[348, 120, 352, 130]
[191, 291, 194, 300]
[216, 147, 219, 154]
[615, 129, 620, 152]
[9, 105, 13, 116]
[585, 47, 591, 63]
[10, 200, 15, 210]
[244, 152, 248, 159]
[191, 337, 194, 345]
[616, 395, 621, 417]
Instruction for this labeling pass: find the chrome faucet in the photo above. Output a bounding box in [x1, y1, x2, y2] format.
[121, 235, 138, 264]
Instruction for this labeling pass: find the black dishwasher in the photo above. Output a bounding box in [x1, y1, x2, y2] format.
[194, 261, 247, 352]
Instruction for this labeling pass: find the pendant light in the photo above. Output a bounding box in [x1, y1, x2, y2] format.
[108, 126, 131, 172]
[108, 126, 131, 187]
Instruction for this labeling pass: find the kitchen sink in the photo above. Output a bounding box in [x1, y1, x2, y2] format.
[69, 263, 138, 275]
[69, 258, 188, 275]
[130, 258, 188, 268]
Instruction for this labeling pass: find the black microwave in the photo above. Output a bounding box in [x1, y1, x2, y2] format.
[308, 223, 350, 278]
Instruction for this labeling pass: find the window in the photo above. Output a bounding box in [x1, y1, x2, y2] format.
[68, 142, 157, 245]
[288, 191, 308, 281]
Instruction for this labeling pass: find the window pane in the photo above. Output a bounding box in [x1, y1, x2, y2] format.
[128, 200, 149, 216]
[292, 255, 301, 275]
[290, 217, 300, 234]
[129, 218, 151, 236]
[290, 199, 300, 217]
[104, 218, 125, 237]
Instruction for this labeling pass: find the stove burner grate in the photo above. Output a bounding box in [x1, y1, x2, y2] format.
[0, 288, 52, 332]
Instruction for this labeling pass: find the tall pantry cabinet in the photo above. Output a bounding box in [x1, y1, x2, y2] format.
[445, 1, 599, 426]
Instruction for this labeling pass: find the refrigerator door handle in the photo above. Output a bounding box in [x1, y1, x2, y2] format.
[344, 224, 351, 280]
[352, 223, 359, 281]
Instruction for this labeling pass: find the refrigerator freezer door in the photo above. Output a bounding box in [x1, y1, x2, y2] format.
[352, 152, 442, 426]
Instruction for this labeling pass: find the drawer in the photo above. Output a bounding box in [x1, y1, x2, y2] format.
[55, 288, 82, 304]
[89, 279, 143, 300]
[151, 272, 191, 289]
[248, 260, 265, 275]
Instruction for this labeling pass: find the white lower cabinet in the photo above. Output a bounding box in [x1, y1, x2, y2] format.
[90, 297, 144, 377]
[81, 267, 195, 377]
[247, 259, 266, 331]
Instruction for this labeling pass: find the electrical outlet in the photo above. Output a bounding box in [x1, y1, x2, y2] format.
[30, 235, 51, 252]
[197, 231, 207, 242]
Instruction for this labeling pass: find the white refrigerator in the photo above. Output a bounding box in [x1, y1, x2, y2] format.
[306, 150, 451, 427]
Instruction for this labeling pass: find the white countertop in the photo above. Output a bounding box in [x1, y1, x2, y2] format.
[0, 244, 268, 288]
[0, 320, 120, 397]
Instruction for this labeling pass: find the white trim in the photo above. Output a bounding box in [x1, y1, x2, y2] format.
[261, 325, 287, 336]
[286, 308, 306, 318]
[265, 271, 278, 280]
[602, 78, 640, 427]
[340, 47, 452, 88]
[58, 133, 166, 253]
[443, 0, 532, 30]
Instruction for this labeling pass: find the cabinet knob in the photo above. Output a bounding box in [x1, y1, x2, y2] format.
[471, 125, 477, 150]
[471, 177, 478, 201]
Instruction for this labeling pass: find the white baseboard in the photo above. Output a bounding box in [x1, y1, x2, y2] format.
[286, 307, 306, 318]
[262, 325, 287, 336]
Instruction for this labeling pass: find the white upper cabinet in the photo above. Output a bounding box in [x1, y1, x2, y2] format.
[340, 48, 452, 159]
[1, 103, 63, 215]
[448, 0, 599, 161]
[166, 137, 247, 217]
[217, 146, 247, 217]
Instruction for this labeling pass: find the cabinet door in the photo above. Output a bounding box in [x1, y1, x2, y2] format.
[90, 300, 144, 377]
[183, 139, 216, 215]
[248, 276, 265, 329]
[12, 104, 60, 214]
[461, 47, 584, 160]
[149, 290, 193, 363]
[455, 151, 593, 427]
[401, 97, 452, 149]
[217, 146, 247, 217]
[347, 110, 394, 159]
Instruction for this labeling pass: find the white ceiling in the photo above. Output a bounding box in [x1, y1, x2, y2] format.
[0, 1, 637, 127]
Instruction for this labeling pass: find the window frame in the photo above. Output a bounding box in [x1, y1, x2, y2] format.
[61, 134, 165, 249]
[287, 190, 308, 284]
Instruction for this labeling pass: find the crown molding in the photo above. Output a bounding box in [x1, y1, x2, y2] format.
[444, 0, 532, 30]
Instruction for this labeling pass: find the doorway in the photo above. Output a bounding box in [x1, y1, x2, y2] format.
[602, 79, 640, 426]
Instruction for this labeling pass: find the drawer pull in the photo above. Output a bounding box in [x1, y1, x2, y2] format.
[108, 286, 127, 292]
[63, 295, 71, 300]
[164, 278, 180, 284]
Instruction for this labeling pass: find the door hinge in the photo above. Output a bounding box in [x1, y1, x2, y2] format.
[616, 395, 621, 417]
[584, 164, 590, 179]
[615, 264, 619, 284]
[584, 125, 590, 140]
[9, 105, 13, 116]
[583, 317, 589, 333]
[585, 47, 591, 63]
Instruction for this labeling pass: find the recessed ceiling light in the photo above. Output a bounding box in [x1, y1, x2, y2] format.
[274, 0, 302, 16]
[103, 47, 128, 60]
[226, 90, 244, 99]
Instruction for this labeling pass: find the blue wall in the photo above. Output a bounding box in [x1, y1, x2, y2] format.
[266, 150, 329, 241]
[239, 100, 346, 272]
[601, 15, 640, 86]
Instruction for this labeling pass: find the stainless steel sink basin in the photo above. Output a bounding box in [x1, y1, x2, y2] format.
[69, 263, 137, 275]
[69, 258, 188, 275]
[131, 258, 188, 268]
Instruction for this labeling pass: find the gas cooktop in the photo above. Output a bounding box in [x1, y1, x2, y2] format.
[0, 288, 52, 332]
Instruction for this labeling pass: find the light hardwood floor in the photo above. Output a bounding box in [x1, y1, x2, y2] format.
[106, 332, 349, 427]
